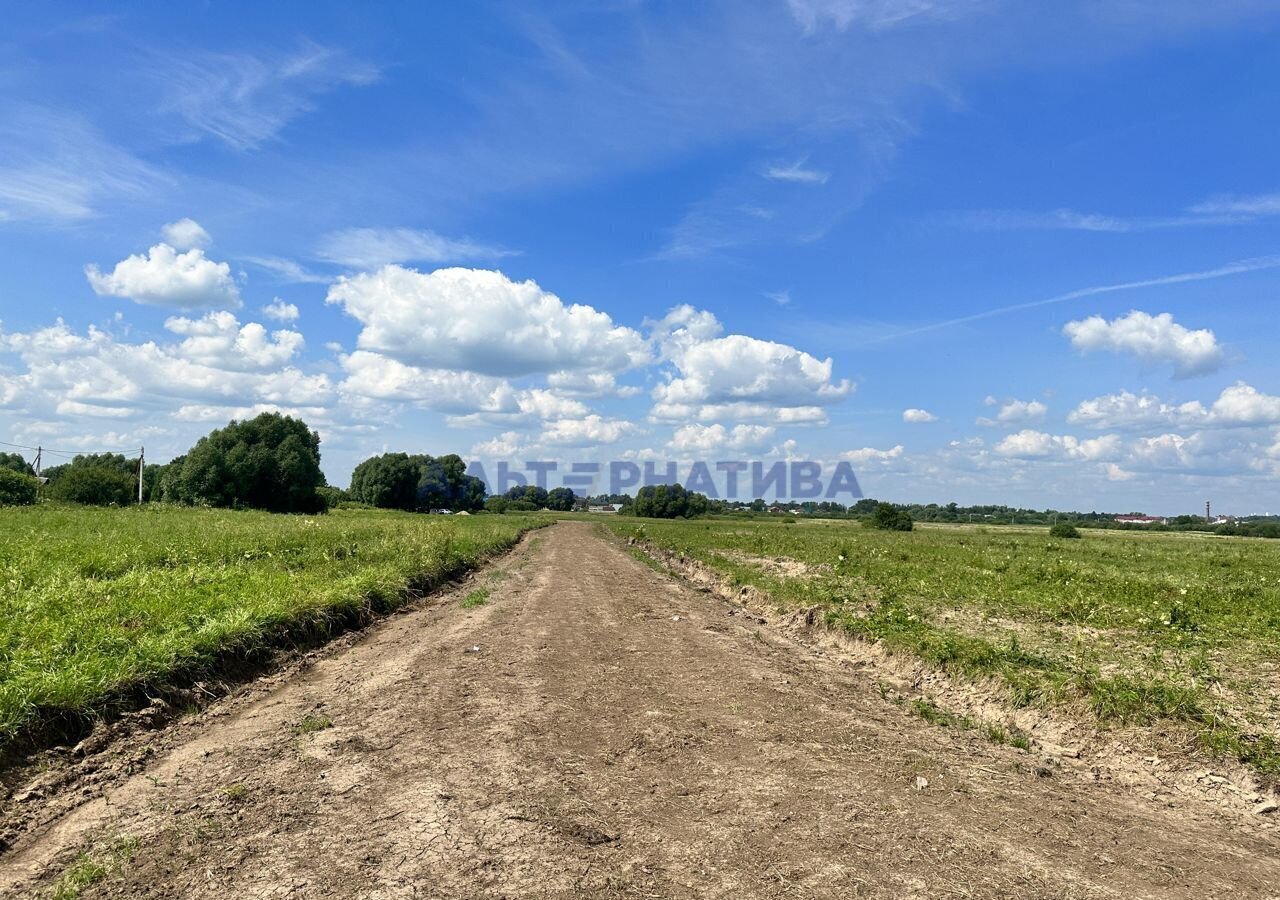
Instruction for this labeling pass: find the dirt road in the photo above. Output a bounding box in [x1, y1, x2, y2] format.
[3, 522, 1278, 898]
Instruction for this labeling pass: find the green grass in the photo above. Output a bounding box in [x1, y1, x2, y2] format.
[0, 505, 543, 751]
[293, 713, 333, 735]
[220, 783, 250, 802]
[610, 517, 1280, 777]
[51, 835, 139, 899]
[461, 588, 490, 609]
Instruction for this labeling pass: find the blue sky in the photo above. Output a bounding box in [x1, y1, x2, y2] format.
[3, 1, 1280, 513]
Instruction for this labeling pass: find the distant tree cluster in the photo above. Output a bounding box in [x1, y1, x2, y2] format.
[583, 493, 630, 507]
[149, 413, 327, 513]
[629, 484, 709, 519]
[488, 485, 577, 512]
[1215, 521, 1280, 539]
[349, 452, 485, 512]
[503, 485, 549, 511]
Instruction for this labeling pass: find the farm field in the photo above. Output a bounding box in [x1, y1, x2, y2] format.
[4, 520, 1278, 899]
[0, 505, 541, 751]
[609, 517, 1280, 778]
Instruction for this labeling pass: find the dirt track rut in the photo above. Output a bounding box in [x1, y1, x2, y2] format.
[3, 521, 1278, 898]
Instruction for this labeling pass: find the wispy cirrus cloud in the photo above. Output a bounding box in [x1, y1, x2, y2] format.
[874, 253, 1280, 343]
[0, 105, 168, 222]
[1188, 192, 1280, 216]
[941, 189, 1280, 233]
[316, 228, 515, 269]
[786, 0, 987, 33]
[154, 42, 379, 151]
[242, 256, 332, 285]
[763, 159, 831, 184]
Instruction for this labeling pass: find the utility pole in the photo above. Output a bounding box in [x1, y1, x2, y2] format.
[1206, 499, 1211, 522]
[138, 446, 145, 504]
[33, 446, 41, 479]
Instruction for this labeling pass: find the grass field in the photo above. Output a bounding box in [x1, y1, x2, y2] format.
[609, 517, 1280, 777]
[0, 505, 541, 751]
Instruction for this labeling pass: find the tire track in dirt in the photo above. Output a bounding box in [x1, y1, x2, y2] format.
[2, 522, 1278, 898]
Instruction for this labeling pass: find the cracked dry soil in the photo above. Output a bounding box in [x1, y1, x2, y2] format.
[2, 522, 1278, 898]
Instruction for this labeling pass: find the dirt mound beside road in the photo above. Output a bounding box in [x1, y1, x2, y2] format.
[3, 522, 1278, 898]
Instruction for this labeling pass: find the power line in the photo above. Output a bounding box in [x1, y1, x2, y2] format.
[1, 438, 142, 457]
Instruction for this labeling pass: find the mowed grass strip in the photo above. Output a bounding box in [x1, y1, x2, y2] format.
[611, 517, 1280, 778]
[0, 505, 540, 749]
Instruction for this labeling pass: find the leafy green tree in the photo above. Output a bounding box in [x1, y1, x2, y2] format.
[546, 487, 576, 511]
[504, 485, 549, 508]
[631, 484, 709, 519]
[350, 453, 420, 510]
[417, 454, 484, 511]
[48, 466, 136, 506]
[867, 502, 913, 531]
[0, 468, 38, 506]
[0, 452, 34, 476]
[148, 455, 187, 503]
[349, 452, 485, 512]
[42, 452, 138, 487]
[176, 413, 325, 513]
[1049, 522, 1081, 539]
[317, 485, 349, 509]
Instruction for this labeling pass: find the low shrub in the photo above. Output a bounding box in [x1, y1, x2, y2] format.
[48, 466, 136, 506]
[867, 502, 913, 532]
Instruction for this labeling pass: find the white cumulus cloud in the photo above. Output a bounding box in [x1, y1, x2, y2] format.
[164, 311, 303, 371]
[841, 445, 905, 465]
[540, 415, 639, 446]
[161, 218, 211, 250]
[0, 317, 331, 422]
[262, 298, 300, 322]
[546, 370, 641, 398]
[1068, 382, 1280, 430]
[86, 243, 242, 309]
[1062, 310, 1223, 378]
[668, 423, 778, 455]
[650, 307, 852, 424]
[995, 430, 1122, 461]
[327, 266, 649, 378]
[978, 398, 1047, 426]
[902, 408, 937, 423]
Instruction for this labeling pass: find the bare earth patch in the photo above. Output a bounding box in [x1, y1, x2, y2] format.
[718, 550, 832, 580]
[2, 523, 1278, 898]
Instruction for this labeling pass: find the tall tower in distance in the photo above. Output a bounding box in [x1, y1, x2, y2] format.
[1206, 500, 1211, 522]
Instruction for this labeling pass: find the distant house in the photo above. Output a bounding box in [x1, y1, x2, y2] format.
[768, 505, 785, 514]
[1114, 514, 1166, 526]
[588, 504, 618, 514]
